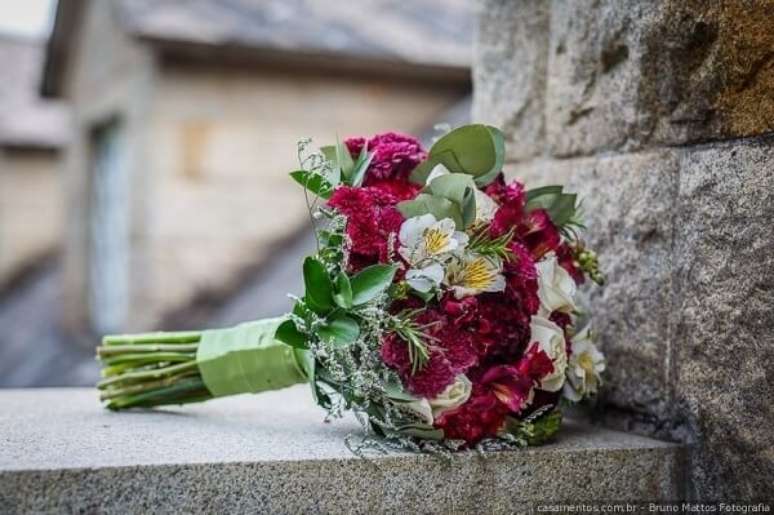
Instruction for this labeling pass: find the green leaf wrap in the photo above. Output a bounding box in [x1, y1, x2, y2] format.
[196, 318, 308, 398]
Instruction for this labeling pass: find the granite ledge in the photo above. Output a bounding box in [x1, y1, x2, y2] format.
[0, 386, 685, 513]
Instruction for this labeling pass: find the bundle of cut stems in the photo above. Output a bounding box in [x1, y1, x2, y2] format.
[96, 331, 212, 410]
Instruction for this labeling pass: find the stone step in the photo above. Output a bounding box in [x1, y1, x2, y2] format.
[0, 386, 685, 513]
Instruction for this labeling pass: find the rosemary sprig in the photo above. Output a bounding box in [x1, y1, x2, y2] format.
[388, 311, 438, 375]
[467, 225, 515, 262]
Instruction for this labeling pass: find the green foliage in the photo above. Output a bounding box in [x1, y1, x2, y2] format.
[289, 170, 334, 200]
[525, 185, 580, 228]
[410, 124, 505, 187]
[350, 264, 398, 306]
[468, 226, 515, 262]
[503, 409, 563, 446]
[349, 144, 375, 187]
[397, 193, 463, 228]
[303, 257, 335, 314]
[424, 172, 477, 228]
[320, 139, 374, 187]
[332, 271, 353, 309]
[275, 319, 307, 349]
[317, 314, 360, 347]
[388, 311, 436, 375]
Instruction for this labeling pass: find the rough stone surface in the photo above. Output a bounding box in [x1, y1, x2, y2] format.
[472, 0, 549, 161]
[0, 387, 684, 513]
[545, 0, 774, 157]
[508, 150, 679, 417]
[505, 135, 774, 498]
[673, 136, 774, 499]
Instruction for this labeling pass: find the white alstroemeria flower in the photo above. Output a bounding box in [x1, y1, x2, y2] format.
[429, 374, 472, 418]
[398, 214, 468, 266]
[536, 253, 577, 317]
[530, 316, 568, 392]
[425, 163, 451, 184]
[405, 263, 445, 293]
[445, 253, 506, 299]
[474, 189, 499, 224]
[563, 327, 606, 402]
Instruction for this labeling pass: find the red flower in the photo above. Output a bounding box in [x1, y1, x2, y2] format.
[516, 209, 561, 260]
[434, 383, 508, 444]
[327, 186, 404, 272]
[481, 344, 554, 413]
[485, 175, 526, 208]
[469, 294, 532, 362]
[345, 132, 426, 184]
[380, 307, 478, 398]
[364, 178, 421, 201]
[503, 242, 540, 316]
[556, 243, 585, 285]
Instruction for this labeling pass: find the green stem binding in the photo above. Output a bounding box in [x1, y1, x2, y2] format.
[95, 319, 309, 411]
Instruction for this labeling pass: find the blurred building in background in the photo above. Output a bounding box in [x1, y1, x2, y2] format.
[40, 0, 472, 346]
[0, 34, 67, 289]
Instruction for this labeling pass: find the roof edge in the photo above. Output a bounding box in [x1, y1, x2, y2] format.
[41, 0, 85, 98]
[145, 35, 471, 85]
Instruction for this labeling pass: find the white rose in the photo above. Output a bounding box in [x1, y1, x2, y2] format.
[530, 316, 567, 392]
[563, 327, 606, 402]
[402, 374, 472, 425]
[428, 374, 472, 418]
[536, 253, 577, 317]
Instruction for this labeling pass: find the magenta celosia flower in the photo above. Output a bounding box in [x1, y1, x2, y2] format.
[345, 132, 426, 184]
[327, 186, 404, 272]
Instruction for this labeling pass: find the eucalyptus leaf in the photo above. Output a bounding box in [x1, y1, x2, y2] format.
[409, 124, 504, 187]
[274, 319, 307, 349]
[317, 315, 360, 347]
[410, 149, 463, 185]
[350, 264, 398, 305]
[525, 185, 579, 227]
[525, 185, 563, 203]
[426, 173, 477, 228]
[303, 257, 334, 314]
[397, 194, 464, 229]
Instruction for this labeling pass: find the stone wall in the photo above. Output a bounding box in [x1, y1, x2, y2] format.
[473, 0, 774, 499]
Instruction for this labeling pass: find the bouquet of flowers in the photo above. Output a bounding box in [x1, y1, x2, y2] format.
[96, 124, 606, 450]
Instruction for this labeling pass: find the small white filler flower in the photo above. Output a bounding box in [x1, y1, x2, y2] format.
[563, 327, 606, 401]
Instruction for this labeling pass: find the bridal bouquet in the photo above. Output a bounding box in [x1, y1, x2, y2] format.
[97, 124, 605, 450]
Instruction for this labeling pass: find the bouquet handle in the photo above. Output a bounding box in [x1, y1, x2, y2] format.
[197, 318, 308, 397]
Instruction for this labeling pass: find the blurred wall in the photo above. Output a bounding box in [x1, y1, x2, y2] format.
[58, 0, 468, 339]
[141, 63, 465, 328]
[0, 147, 62, 286]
